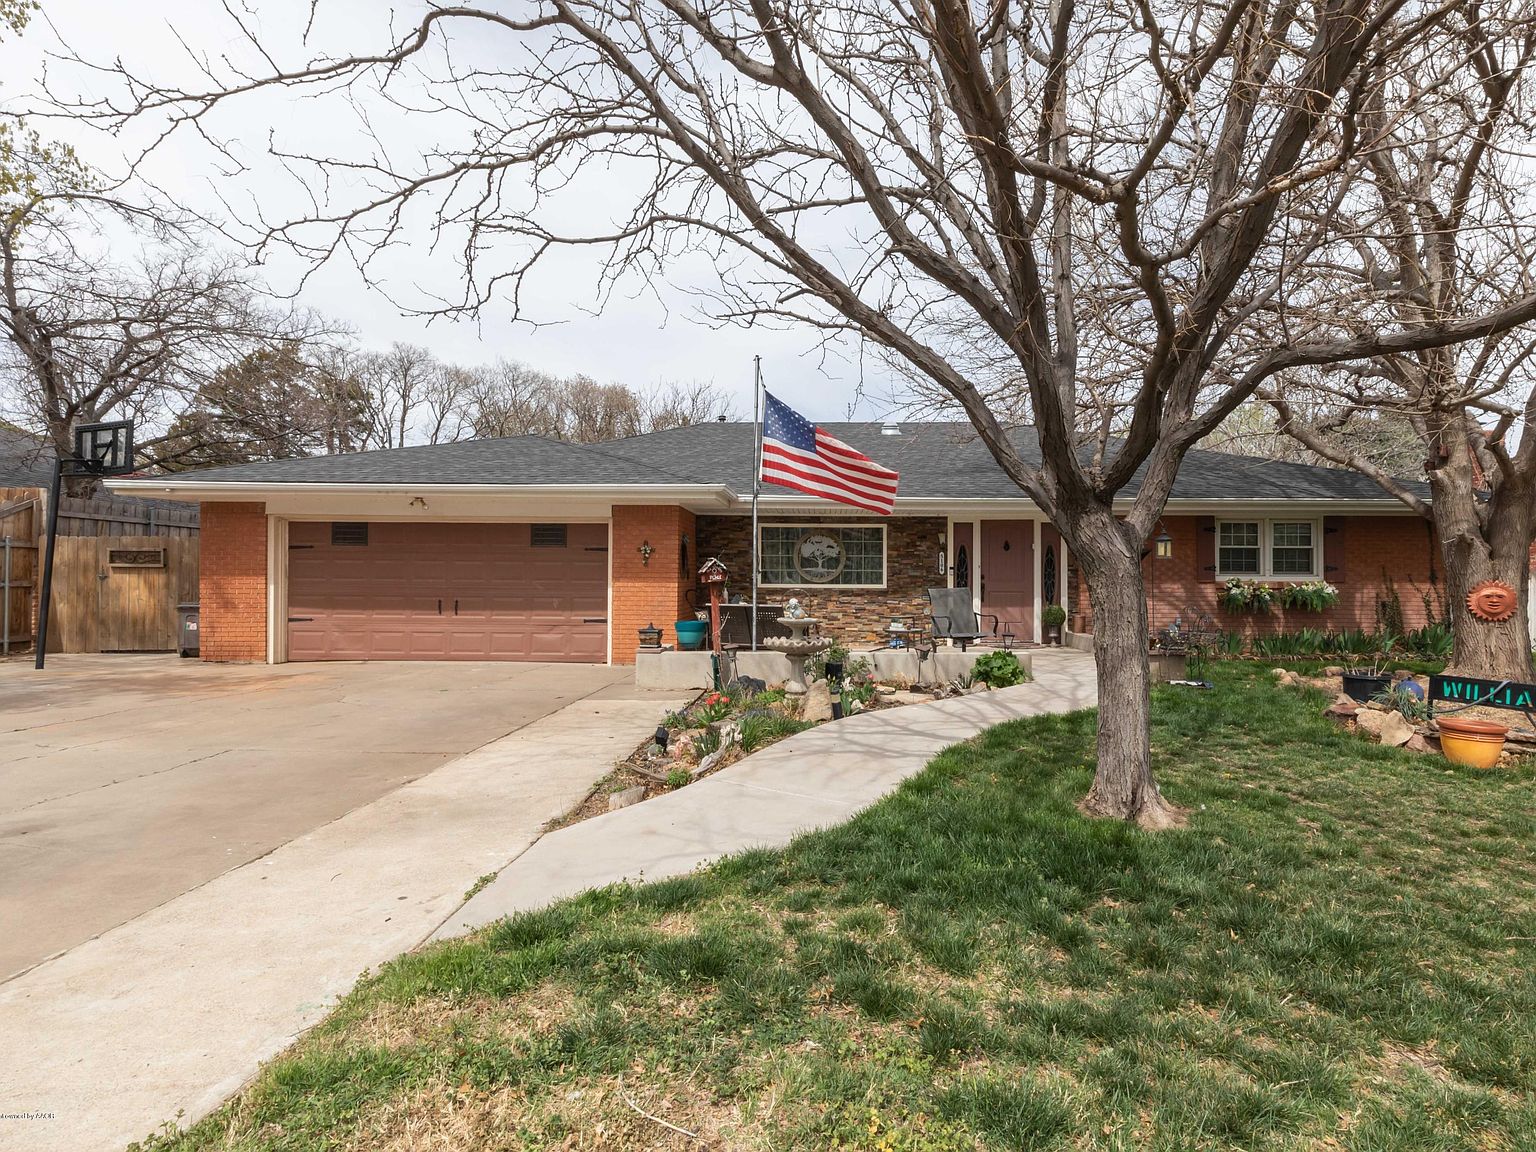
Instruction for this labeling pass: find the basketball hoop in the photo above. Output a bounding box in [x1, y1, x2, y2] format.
[73, 420, 135, 476]
[35, 419, 137, 669]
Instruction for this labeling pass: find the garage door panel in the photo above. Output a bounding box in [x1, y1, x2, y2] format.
[287, 521, 609, 663]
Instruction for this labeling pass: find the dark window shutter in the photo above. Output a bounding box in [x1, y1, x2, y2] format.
[1323, 516, 1346, 582]
[1195, 515, 1216, 581]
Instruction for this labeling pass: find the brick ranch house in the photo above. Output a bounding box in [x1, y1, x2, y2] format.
[107, 421, 1455, 665]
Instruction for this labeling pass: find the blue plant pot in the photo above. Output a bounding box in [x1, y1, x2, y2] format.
[675, 620, 708, 651]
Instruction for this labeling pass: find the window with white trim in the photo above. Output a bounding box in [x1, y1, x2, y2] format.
[1216, 519, 1321, 579]
[759, 524, 886, 588]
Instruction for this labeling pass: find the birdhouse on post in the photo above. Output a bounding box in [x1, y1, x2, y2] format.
[698, 558, 729, 653]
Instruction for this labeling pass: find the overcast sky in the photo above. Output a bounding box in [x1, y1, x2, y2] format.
[0, 0, 908, 421]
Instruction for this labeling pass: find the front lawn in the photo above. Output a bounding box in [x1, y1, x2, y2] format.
[140, 666, 1536, 1151]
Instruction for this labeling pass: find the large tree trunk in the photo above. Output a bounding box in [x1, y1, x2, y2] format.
[1432, 468, 1534, 681]
[1068, 507, 1187, 830]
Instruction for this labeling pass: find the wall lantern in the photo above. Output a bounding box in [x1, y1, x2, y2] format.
[638, 621, 663, 649]
[1154, 525, 1174, 559]
[637, 539, 654, 566]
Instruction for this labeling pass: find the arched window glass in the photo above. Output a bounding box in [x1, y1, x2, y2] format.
[954, 544, 970, 589]
[1042, 545, 1058, 605]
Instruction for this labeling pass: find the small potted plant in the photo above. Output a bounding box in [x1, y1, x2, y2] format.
[1341, 662, 1392, 703]
[1042, 603, 1067, 645]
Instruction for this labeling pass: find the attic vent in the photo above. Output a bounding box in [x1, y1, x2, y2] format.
[880, 421, 901, 435]
[530, 523, 567, 548]
[331, 522, 368, 547]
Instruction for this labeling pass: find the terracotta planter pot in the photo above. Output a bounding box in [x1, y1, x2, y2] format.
[1435, 716, 1509, 769]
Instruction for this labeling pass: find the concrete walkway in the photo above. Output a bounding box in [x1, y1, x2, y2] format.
[0, 681, 691, 1152]
[437, 649, 1097, 938]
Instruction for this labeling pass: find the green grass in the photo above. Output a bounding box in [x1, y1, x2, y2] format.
[134, 666, 1536, 1151]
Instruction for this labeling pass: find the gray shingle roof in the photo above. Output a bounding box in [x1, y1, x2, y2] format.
[144, 422, 1415, 504]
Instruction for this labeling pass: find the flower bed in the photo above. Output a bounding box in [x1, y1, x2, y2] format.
[549, 650, 1031, 829]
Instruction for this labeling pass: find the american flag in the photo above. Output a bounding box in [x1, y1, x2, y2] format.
[760, 391, 899, 515]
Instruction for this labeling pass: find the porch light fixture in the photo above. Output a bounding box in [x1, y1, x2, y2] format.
[637, 539, 654, 565]
[1154, 525, 1173, 559]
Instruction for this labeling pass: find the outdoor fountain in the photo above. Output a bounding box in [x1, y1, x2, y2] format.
[762, 598, 833, 695]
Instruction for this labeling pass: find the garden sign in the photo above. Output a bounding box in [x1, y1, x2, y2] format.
[1429, 674, 1536, 728]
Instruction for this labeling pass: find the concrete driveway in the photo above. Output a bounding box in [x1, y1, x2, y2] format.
[1, 654, 691, 1152]
[0, 656, 632, 980]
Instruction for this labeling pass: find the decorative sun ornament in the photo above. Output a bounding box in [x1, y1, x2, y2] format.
[1467, 579, 1519, 623]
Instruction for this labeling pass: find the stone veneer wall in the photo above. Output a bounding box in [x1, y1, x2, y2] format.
[694, 514, 948, 645]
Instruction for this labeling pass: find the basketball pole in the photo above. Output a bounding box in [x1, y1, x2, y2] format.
[34, 457, 64, 670]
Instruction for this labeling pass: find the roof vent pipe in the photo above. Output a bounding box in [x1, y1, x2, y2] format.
[881, 421, 901, 435]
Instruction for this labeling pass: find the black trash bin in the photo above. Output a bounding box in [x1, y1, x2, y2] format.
[176, 602, 200, 658]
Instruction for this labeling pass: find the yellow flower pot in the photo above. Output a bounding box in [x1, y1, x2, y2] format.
[1435, 716, 1509, 770]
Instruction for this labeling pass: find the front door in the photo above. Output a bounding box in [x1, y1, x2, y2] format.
[980, 520, 1034, 642]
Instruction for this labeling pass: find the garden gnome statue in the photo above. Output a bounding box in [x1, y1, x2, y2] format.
[785, 597, 806, 619]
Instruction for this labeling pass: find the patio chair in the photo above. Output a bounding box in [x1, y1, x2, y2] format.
[926, 587, 998, 651]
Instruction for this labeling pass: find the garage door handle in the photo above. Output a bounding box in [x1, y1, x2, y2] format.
[288, 616, 314, 623]
[583, 617, 607, 624]
[454, 599, 459, 616]
[437, 599, 442, 615]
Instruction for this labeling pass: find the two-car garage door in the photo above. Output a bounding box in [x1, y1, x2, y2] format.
[286, 521, 608, 662]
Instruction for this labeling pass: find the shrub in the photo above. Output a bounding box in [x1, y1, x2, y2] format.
[1042, 603, 1067, 628]
[1404, 622, 1453, 661]
[739, 712, 809, 753]
[665, 768, 692, 789]
[972, 650, 1027, 688]
[1373, 683, 1428, 723]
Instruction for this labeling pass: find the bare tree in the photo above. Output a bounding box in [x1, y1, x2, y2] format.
[1260, 17, 1536, 679]
[67, 0, 1536, 825]
[0, 178, 329, 490]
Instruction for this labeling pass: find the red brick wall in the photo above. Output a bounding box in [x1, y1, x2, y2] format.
[1069, 514, 1442, 636]
[199, 502, 268, 662]
[611, 505, 695, 664]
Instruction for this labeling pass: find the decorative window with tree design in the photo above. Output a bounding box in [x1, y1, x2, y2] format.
[759, 525, 886, 587]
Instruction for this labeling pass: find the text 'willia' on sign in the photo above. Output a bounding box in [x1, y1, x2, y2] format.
[1430, 675, 1536, 712]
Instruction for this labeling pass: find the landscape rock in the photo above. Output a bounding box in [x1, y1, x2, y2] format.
[875, 684, 898, 696]
[1377, 711, 1415, 747]
[1271, 667, 1288, 678]
[608, 785, 647, 811]
[730, 676, 767, 695]
[1354, 709, 1388, 738]
[692, 748, 726, 776]
[849, 699, 865, 714]
[1324, 695, 1360, 720]
[1323, 666, 1345, 677]
[890, 690, 935, 706]
[800, 678, 834, 724]
[965, 684, 990, 695]
[1404, 732, 1436, 754]
[1392, 668, 1414, 682]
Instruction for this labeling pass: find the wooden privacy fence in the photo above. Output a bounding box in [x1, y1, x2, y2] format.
[0, 485, 200, 656]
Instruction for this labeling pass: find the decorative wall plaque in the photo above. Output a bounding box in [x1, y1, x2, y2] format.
[1467, 579, 1518, 623]
[107, 548, 166, 568]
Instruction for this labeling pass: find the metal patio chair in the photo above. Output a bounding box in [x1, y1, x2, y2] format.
[926, 587, 998, 651]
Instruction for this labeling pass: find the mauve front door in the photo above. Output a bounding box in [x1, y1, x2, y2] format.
[980, 520, 1034, 642]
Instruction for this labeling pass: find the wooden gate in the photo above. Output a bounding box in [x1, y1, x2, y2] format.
[47, 536, 199, 652]
[0, 488, 39, 654]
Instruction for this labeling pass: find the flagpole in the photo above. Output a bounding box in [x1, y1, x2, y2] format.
[750, 355, 763, 652]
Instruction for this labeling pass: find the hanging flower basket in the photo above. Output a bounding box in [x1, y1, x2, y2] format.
[1220, 578, 1276, 614]
[1280, 580, 1340, 612]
